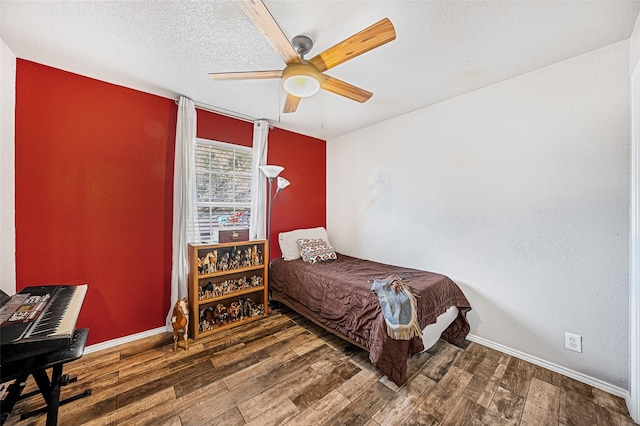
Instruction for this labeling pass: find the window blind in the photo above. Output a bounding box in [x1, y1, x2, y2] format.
[195, 139, 252, 242]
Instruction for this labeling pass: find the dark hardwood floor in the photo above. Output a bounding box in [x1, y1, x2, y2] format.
[4, 310, 637, 425]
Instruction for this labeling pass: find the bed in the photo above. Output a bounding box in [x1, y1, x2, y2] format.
[269, 228, 472, 387]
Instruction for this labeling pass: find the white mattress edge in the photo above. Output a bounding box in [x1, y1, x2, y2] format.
[421, 305, 459, 350]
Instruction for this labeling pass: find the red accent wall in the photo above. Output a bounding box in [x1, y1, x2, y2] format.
[15, 60, 177, 345]
[267, 128, 326, 259]
[14, 60, 325, 345]
[196, 109, 253, 148]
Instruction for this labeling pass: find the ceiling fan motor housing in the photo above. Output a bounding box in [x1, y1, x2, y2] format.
[292, 35, 313, 58]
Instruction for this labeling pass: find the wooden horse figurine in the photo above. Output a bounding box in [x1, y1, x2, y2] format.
[171, 298, 189, 351]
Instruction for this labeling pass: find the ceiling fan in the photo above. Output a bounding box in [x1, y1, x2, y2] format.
[209, 0, 396, 113]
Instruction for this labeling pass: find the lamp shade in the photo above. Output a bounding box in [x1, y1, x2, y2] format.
[259, 165, 284, 178]
[282, 64, 322, 98]
[277, 177, 290, 190]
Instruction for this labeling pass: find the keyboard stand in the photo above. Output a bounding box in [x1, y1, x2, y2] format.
[0, 328, 91, 426]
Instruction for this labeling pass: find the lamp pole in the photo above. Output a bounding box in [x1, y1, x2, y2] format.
[266, 176, 274, 259]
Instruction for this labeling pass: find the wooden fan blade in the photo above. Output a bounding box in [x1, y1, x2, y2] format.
[321, 75, 372, 103]
[240, 0, 300, 65]
[209, 70, 282, 80]
[283, 93, 301, 113]
[309, 18, 396, 72]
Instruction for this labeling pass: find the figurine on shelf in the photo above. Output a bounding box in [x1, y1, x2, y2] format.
[250, 275, 262, 287]
[200, 281, 214, 300]
[251, 245, 258, 266]
[200, 306, 214, 331]
[253, 303, 265, 317]
[238, 297, 254, 318]
[197, 251, 218, 275]
[213, 282, 223, 297]
[227, 302, 241, 321]
[237, 297, 246, 318]
[219, 252, 230, 271]
[209, 250, 218, 273]
[214, 303, 228, 325]
[197, 254, 208, 275]
[200, 321, 211, 332]
[171, 298, 189, 351]
[200, 306, 213, 321]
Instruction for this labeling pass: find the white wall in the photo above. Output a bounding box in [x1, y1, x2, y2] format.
[0, 38, 16, 296]
[627, 14, 640, 421]
[328, 40, 630, 389]
[632, 13, 640, 74]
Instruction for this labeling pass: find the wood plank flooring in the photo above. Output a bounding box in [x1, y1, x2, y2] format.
[4, 310, 637, 425]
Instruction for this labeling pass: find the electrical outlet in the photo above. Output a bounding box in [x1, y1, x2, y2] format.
[565, 332, 582, 353]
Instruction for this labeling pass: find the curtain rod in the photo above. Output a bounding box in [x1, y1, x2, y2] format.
[175, 98, 273, 128]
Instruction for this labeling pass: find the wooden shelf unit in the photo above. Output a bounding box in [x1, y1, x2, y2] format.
[188, 240, 268, 339]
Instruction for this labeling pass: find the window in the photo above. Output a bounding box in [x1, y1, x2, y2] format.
[195, 138, 252, 242]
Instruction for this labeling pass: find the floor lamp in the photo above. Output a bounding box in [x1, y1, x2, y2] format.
[259, 165, 291, 260]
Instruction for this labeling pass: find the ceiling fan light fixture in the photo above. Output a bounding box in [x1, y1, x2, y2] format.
[282, 64, 322, 98]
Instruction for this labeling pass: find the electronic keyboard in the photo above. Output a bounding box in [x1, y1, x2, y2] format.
[0, 285, 87, 364]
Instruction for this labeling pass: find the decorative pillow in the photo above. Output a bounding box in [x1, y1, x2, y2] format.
[278, 227, 332, 261]
[297, 238, 337, 264]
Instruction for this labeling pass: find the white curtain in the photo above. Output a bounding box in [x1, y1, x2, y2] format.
[249, 120, 269, 240]
[167, 96, 197, 327]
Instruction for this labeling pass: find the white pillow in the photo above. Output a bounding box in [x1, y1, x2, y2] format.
[278, 227, 332, 261]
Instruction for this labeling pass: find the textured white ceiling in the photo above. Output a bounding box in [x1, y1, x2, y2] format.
[2, 1, 639, 140]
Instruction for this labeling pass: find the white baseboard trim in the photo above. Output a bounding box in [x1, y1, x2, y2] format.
[84, 326, 170, 355]
[467, 333, 629, 399]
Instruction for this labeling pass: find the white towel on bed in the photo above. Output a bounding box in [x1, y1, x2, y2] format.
[370, 274, 422, 340]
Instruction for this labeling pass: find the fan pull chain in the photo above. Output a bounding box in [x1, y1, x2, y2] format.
[321, 89, 324, 131]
